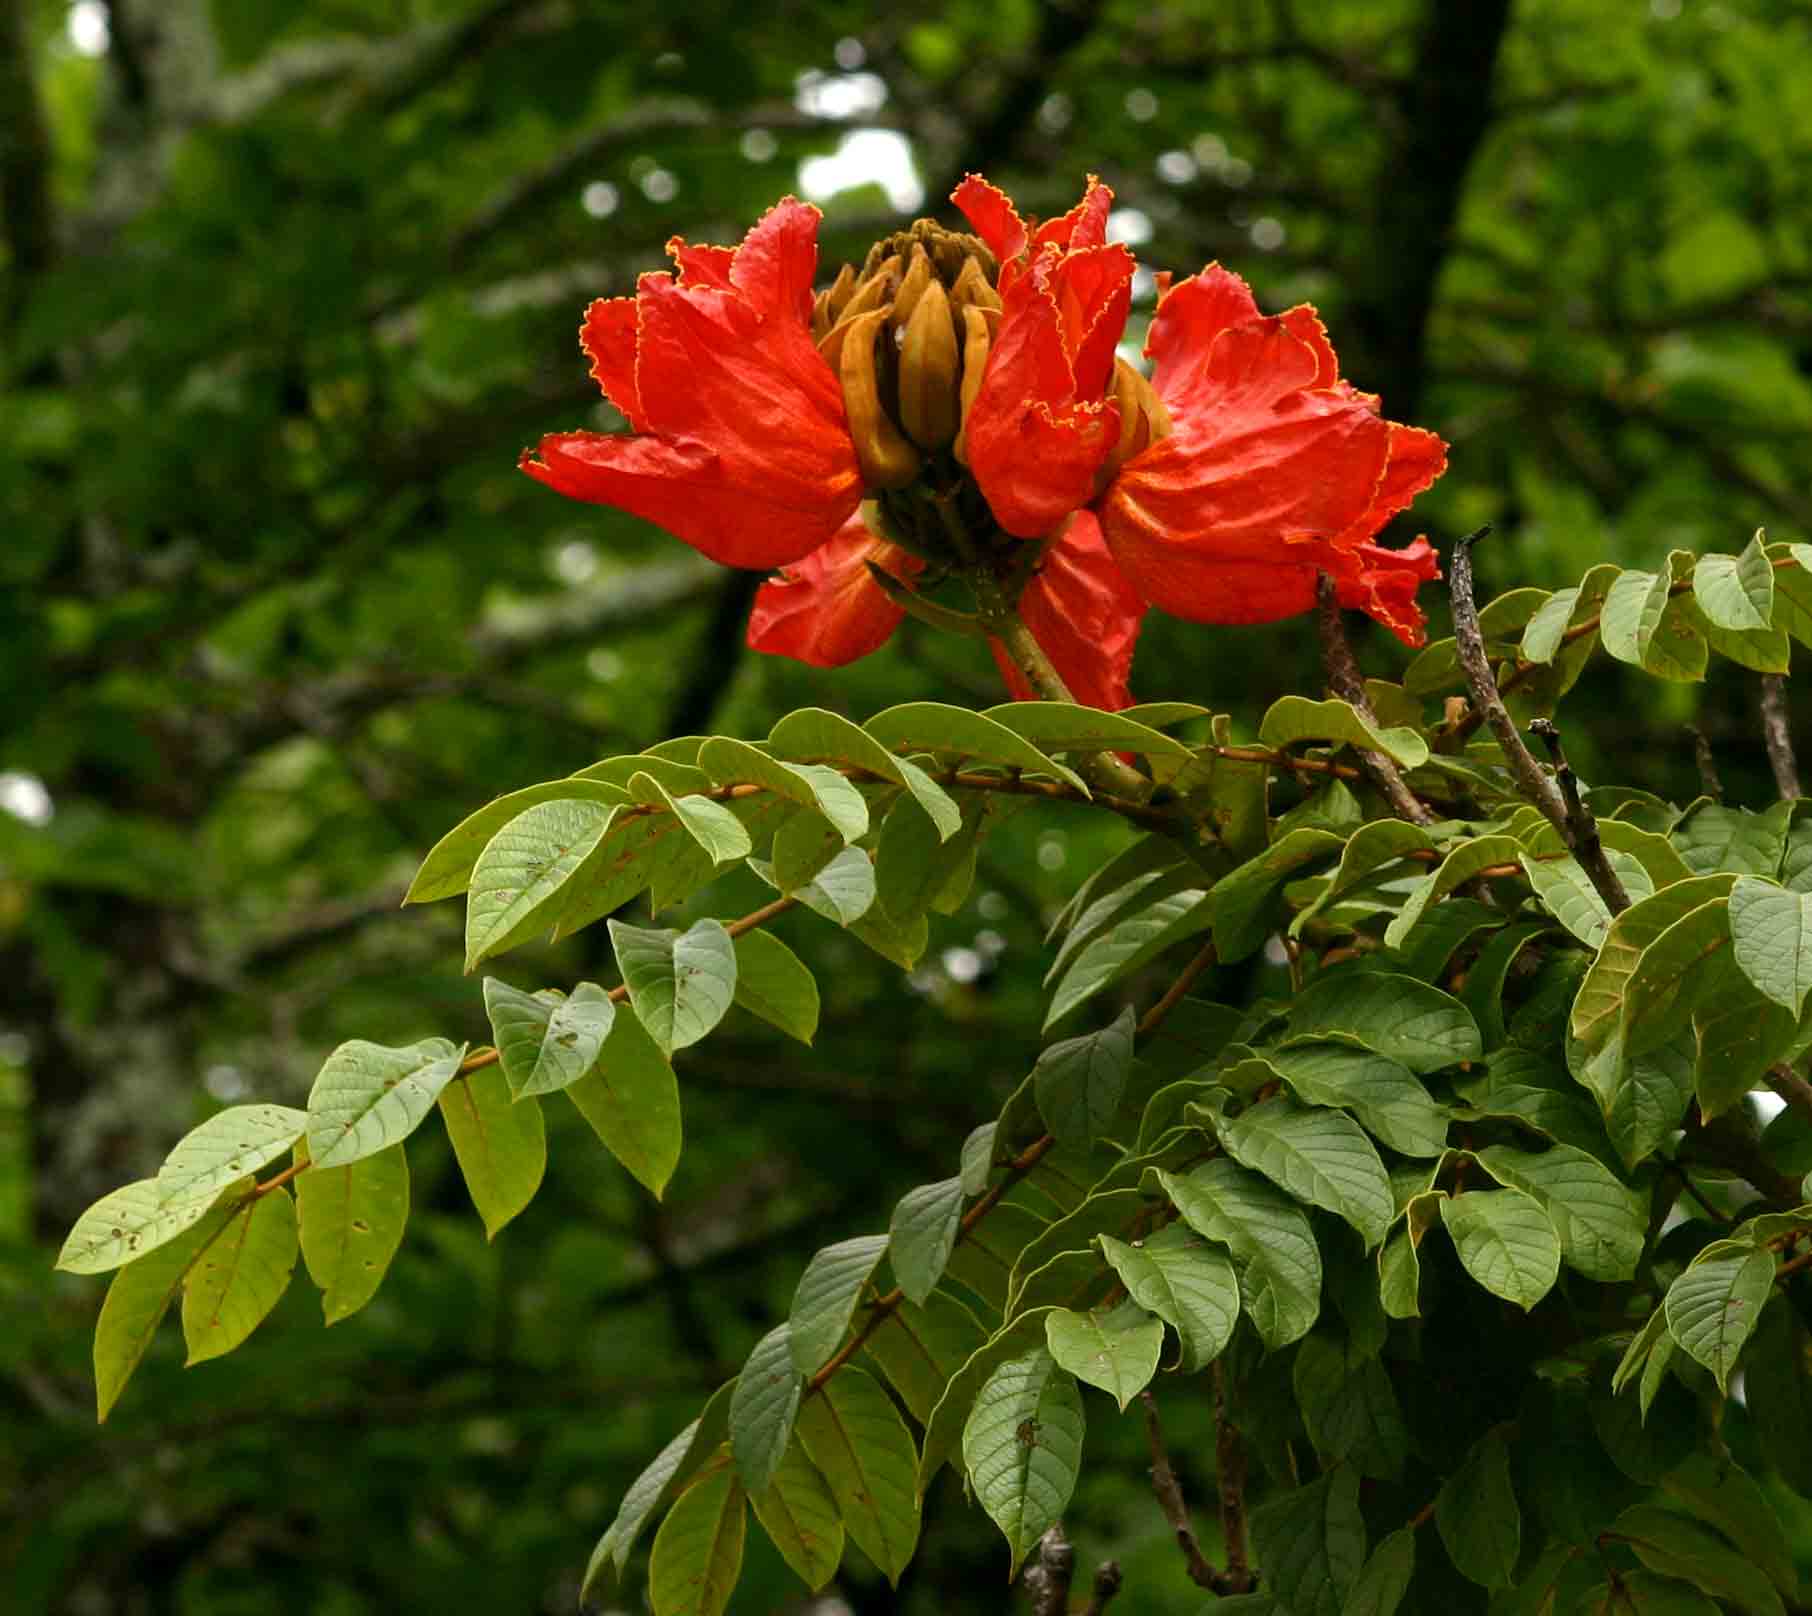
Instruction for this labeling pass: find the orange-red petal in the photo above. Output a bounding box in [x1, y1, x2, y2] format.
[524, 198, 861, 570]
[951, 174, 1027, 266]
[966, 253, 1122, 539]
[744, 518, 924, 667]
[990, 510, 1144, 709]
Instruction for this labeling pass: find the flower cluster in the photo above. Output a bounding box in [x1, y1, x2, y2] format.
[522, 175, 1446, 708]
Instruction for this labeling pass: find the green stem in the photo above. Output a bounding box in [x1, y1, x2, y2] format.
[969, 568, 1157, 803]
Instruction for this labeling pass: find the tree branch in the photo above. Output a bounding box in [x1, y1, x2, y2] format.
[1213, 1359, 1252, 1593]
[1450, 529, 1628, 913]
[1528, 719, 1629, 914]
[1762, 676, 1800, 801]
[1141, 1388, 1220, 1590]
[1023, 1522, 1076, 1616]
[1081, 1561, 1124, 1616]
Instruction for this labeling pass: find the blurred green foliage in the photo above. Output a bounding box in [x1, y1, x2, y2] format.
[4, 0, 1812, 1610]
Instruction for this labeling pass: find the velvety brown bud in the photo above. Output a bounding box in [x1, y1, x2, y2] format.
[951, 304, 994, 467]
[898, 279, 960, 450]
[837, 309, 921, 488]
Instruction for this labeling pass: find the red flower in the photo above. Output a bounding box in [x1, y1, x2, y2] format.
[522, 178, 1444, 713]
[1093, 266, 1446, 645]
[747, 508, 1143, 710]
[520, 200, 863, 570]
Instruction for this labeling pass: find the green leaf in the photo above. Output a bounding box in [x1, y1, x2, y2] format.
[1693, 535, 1774, 630]
[1436, 1429, 1520, 1590]
[1673, 802, 1793, 878]
[153, 1104, 308, 1211]
[697, 737, 869, 842]
[1249, 1465, 1365, 1616]
[1729, 877, 1812, 1015]
[464, 799, 618, 969]
[751, 1439, 844, 1592]
[1257, 696, 1429, 768]
[482, 978, 615, 1098]
[58, 1177, 222, 1277]
[889, 1177, 964, 1307]
[1621, 899, 1734, 1059]
[1292, 1331, 1408, 1478]
[1345, 1527, 1415, 1616]
[982, 701, 1194, 762]
[1439, 1189, 1561, 1309]
[1158, 1160, 1321, 1348]
[1286, 971, 1481, 1074]
[1569, 876, 1740, 1059]
[1098, 1226, 1238, 1372]
[1269, 1043, 1449, 1158]
[436, 1067, 546, 1239]
[1384, 834, 1527, 950]
[610, 918, 737, 1055]
[1212, 828, 1346, 962]
[1032, 1007, 1135, 1150]
[1605, 1035, 1697, 1165]
[961, 1346, 1086, 1576]
[960, 1123, 997, 1197]
[728, 930, 819, 1045]
[295, 1141, 408, 1325]
[775, 845, 876, 925]
[1613, 1503, 1786, 1616]
[1474, 1143, 1646, 1282]
[649, 1458, 746, 1616]
[406, 777, 630, 904]
[1044, 887, 1212, 1029]
[795, 1366, 921, 1584]
[93, 1188, 243, 1420]
[918, 1308, 1058, 1488]
[873, 789, 973, 924]
[788, 1234, 889, 1376]
[865, 701, 1087, 792]
[1216, 1093, 1394, 1250]
[562, 1004, 682, 1194]
[1661, 1453, 1798, 1599]
[1044, 1300, 1163, 1410]
[860, 1292, 988, 1424]
[583, 1386, 733, 1598]
[729, 1324, 803, 1496]
[1664, 1248, 1774, 1392]
[628, 772, 753, 869]
[768, 707, 959, 834]
[180, 1186, 299, 1365]
[1745, 1301, 1812, 1494]
[305, 1038, 467, 1171]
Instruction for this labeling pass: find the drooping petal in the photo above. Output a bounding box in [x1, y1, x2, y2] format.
[526, 205, 862, 570]
[1099, 319, 1394, 615]
[966, 253, 1121, 538]
[989, 511, 1144, 709]
[1331, 535, 1442, 646]
[745, 518, 924, 667]
[1332, 424, 1448, 548]
[1145, 265, 1264, 420]
[580, 295, 646, 428]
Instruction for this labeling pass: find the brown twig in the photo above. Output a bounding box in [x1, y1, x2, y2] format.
[1023, 1522, 1076, 1616]
[1213, 1361, 1252, 1592]
[1528, 720, 1629, 914]
[1767, 1063, 1812, 1129]
[1141, 1389, 1220, 1590]
[1136, 940, 1219, 1038]
[1081, 1562, 1124, 1616]
[1450, 529, 1629, 913]
[1761, 676, 1801, 801]
[1315, 574, 1435, 825]
[1686, 726, 1724, 802]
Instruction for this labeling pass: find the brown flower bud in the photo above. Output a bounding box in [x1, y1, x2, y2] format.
[812, 263, 858, 341]
[949, 253, 1002, 314]
[838, 309, 921, 489]
[951, 304, 994, 467]
[892, 243, 935, 332]
[835, 255, 901, 328]
[1095, 358, 1173, 489]
[898, 279, 961, 450]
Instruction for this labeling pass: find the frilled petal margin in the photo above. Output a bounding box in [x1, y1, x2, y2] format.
[522, 199, 863, 571]
[965, 252, 1122, 539]
[745, 518, 924, 667]
[989, 511, 1144, 709]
